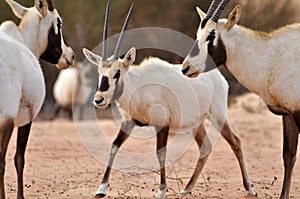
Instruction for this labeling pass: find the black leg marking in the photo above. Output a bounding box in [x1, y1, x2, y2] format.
[156, 126, 169, 193]
[183, 124, 209, 194]
[268, 105, 290, 116]
[280, 115, 298, 199]
[292, 111, 300, 132]
[132, 119, 149, 127]
[0, 118, 14, 199]
[96, 121, 135, 198]
[15, 122, 32, 199]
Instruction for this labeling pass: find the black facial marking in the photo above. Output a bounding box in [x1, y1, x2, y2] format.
[99, 76, 109, 92]
[292, 111, 300, 132]
[113, 70, 121, 79]
[63, 36, 69, 47]
[189, 41, 200, 58]
[45, 0, 54, 12]
[38, 0, 43, 9]
[132, 119, 149, 127]
[57, 18, 62, 31]
[112, 79, 124, 101]
[182, 65, 190, 74]
[207, 36, 227, 67]
[40, 24, 62, 64]
[206, 30, 216, 42]
[267, 105, 290, 116]
[201, 18, 209, 29]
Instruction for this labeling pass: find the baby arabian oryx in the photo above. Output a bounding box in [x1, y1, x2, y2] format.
[83, 1, 255, 198]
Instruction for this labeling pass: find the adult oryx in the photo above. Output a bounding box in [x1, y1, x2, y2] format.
[182, 0, 300, 198]
[0, 0, 74, 198]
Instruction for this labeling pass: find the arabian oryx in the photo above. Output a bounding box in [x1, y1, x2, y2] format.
[0, 0, 74, 198]
[83, 1, 256, 198]
[182, 0, 300, 198]
[52, 62, 96, 120]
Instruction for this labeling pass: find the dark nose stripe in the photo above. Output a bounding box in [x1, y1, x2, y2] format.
[99, 76, 109, 92]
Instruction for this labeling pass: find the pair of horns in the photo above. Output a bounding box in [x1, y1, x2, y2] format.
[204, 0, 230, 23]
[102, 1, 134, 61]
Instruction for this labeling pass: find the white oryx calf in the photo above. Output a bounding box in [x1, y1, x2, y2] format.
[83, 2, 256, 198]
[0, 0, 74, 198]
[182, 0, 300, 198]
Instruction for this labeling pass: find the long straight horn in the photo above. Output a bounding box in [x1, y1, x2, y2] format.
[211, 0, 230, 22]
[102, 1, 110, 61]
[113, 3, 134, 60]
[205, 0, 221, 19]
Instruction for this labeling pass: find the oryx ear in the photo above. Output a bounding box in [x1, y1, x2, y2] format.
[226, 5, 241, 31]
[196, 6, 206, 21]
[123, 47, 136, 68]
[5, 0, 29, 19]
[83, 48, 102, 66]
[35, 0, 48, 18]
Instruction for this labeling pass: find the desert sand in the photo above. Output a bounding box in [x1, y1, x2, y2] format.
[4, 94, 300, 199]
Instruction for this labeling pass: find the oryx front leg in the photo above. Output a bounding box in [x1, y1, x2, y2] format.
[95, 121, 135, 198]
[179, 124, 210, 196]
[0, 118, 14, 199]
[155, 126, 169, 198]
[221, 122, 256, 196]
[15, 122, 31, 199]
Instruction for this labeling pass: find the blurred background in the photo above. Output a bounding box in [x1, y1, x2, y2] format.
[0, 0, 299, 119]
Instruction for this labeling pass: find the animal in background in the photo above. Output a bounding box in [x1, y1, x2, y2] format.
[52, 62, 97, 120]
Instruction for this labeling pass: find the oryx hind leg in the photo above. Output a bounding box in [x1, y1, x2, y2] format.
[179, 123, 211, 196]
[221, 121, 256, 196]
[280, 115, 298, 199]
[155, 126, 169, 198]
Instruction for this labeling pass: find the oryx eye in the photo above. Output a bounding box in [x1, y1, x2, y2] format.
[206, 30, 216, 42]
[113, 70, 120, 79]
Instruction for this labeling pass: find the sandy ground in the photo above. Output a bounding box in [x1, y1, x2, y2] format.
[4, 94, 300, 199]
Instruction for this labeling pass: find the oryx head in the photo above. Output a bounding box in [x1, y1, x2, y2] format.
[182, 0, 241, 77]
[83, 1, 135, 109]
[6, 0, 75, 69]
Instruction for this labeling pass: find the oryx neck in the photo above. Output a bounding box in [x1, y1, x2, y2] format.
[218, 23, 271, 95]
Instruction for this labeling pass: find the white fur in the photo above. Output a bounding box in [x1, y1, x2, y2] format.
[156, 187, 168, 198]
[117, 58, 228, 132]
[53, 66, 78, 109]
[0, 0, 73, 125]
[184, 10, 300, 112]
[84, 44, 257, 197]
[53, 62, 96, 119]
[0, 32, 44, 126]
[219, 21, 300, 112]
[95, 182, 109, 196]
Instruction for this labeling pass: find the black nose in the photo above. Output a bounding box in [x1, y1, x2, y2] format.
[182, 65, 190, 74]
[95, 98, 104, 105]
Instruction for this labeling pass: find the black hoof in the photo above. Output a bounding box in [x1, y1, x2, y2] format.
[94, 193, 106, 198]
